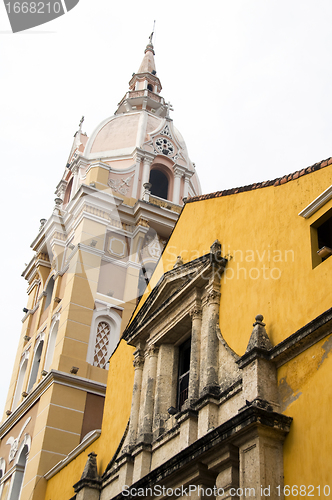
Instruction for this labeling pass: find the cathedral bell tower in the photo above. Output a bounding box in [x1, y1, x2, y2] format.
[0, 36, 201, 500]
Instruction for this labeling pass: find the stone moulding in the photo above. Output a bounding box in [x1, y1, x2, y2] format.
[122, 251, 226, 343]
[44, 430, 101, 480]
[237, 307, 332, 370]
[0, 370, 106, 439]
[270, 306, 332, 367]
[102, 405, 292, 494]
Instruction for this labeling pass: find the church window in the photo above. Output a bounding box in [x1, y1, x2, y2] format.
[155, 137, 174, 157]
[177, 338, 191, 409]
[93, 322, 111, 369]
[27, 340, 43, 392]
[149, 169, 169, 200]
[147, 84, 153, 91]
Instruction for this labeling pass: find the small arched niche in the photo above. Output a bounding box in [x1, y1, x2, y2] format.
[63, 177, 73, 205]
[44, 277, 55, 311]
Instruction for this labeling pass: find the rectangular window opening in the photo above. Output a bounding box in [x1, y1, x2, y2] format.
[311, 207, 332, 268]
[177, 337, 191, 410]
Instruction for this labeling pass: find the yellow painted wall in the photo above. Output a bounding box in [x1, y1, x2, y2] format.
[44, 339, 135, 500]
[280, 334, 332, 490]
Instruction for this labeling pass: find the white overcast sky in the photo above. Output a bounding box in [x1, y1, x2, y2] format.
[1, 0, 332, 413]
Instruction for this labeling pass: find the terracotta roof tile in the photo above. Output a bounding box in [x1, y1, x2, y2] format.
[187, 156, 332, 204]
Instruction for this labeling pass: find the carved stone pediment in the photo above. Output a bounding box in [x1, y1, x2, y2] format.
[123, 251, 227, 344]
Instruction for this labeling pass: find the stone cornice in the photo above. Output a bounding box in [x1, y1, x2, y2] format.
[102, 405, 292, 489]
[237, 307, 332, 369]
[122, 254, 220, 344]
[44, 429, 101, 480]
[298, 184, 332, 219]
[0, 370, 106, 438]
[270, 307, 332, 367]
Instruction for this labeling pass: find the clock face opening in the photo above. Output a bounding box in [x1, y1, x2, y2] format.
[155, 137, 175, 157]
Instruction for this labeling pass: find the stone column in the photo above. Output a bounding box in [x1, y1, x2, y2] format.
[200, 281, 220, 395]
[188, 306, 202, 404]
[141, 155, 154, 198]
[71, 164, 80, 198]
[138, 345, 159, 443]
[173, 166, 183, 204]
[127, 349, 144, 448]
[153, 344, 178, 439]
[132, 151, 143, 199]
[198, 279, 221, 438]
[183, 171, 192, 200]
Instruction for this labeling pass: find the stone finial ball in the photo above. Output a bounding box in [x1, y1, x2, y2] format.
[255, 314, 264, 322]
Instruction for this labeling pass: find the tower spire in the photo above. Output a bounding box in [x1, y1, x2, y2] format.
[138, 31, 157, 74]
[116, 29, 164, 115]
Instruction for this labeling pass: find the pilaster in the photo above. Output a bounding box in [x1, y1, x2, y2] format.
[138, 345, 158, 443]
[188, 306, 202, 404]
[200, 282, 220, 396]
[153, 344, 178, 439]
[173, 165, 185, 204]
[127, 349, 144, 448]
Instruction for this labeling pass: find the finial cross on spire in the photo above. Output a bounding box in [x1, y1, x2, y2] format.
[79, 116, 84, 130]
[166, 101, 174, 117]
[149, 20, 156, 44]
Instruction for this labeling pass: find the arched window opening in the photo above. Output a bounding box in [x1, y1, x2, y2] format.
[8, 445, 28, 500]
[27, 341, 44, 393]
[12, 359, 28, 410]
[44, 277, 55, 311]
[93, 322, 111, 369]
[63, 177, 73, 205]
[149, 169, 169, 200]
[44, 320, 59, 371]
[87, 311, 121, 368]
[147, 83, 153, 91]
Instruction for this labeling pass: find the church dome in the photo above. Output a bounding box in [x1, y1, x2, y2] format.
[64, 36, 201, 204]
[84, 111, 195, 174]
